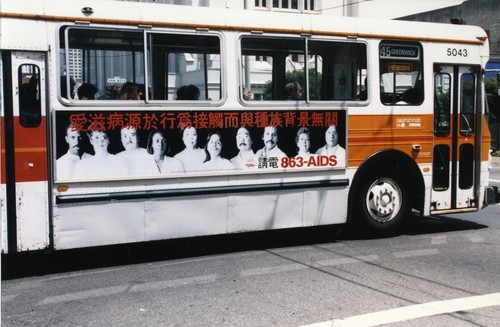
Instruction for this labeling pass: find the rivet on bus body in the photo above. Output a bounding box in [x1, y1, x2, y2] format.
[57, 185, 69, 192]
[423, 167, 430, 172]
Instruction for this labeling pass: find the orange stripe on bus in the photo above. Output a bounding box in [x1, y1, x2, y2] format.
[0, 12, 485, 46]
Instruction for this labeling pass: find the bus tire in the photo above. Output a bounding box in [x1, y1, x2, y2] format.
[354, 171, 410, 236]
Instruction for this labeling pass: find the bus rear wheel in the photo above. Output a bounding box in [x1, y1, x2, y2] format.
[354, 172, 410, 236]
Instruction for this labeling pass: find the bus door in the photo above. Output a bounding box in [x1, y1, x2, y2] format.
[1, 51, 50, 253]
[432, 64, 478, 211]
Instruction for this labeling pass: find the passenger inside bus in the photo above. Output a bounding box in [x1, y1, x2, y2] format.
[117, 82, 142, 100]
[60, 76, 76, 100]
[243, 88, 254, 101]
[285, 81, 303, 100]
[77, 83, 97, 100]
[357, 78, 368, 100]
[176, 85, 200, 100]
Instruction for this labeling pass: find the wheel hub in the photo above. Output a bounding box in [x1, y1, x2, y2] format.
[366, 178, 402, 223]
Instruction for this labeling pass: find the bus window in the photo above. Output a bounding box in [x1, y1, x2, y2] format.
[434, 72, 451, 136]
[307, 40, 367, 101]
[433, 144, 450, 191]
[379, 41, 423, 105]
[460, 73, 475, 136]
[18, 64, 41, 127]
[60, 27, 145, 101]
[241, 36, 304, 101]
[241, 36, 367, 102]
[459, 143, 474, 189]
[148, 33, 221, 101]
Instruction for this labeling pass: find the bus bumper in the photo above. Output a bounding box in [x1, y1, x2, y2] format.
[485, 186, 500, 205]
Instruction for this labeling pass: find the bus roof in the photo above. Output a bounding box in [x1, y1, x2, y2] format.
[0, 0, 488, 45]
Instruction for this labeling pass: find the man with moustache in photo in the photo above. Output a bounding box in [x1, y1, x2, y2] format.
[256, 126, 287, 168]
[230, 126, 257, 170]
[56, 124, 90, 180]
[117, 125, 150, 176]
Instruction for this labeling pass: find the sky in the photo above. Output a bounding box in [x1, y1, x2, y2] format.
[321, 0, 467, 19]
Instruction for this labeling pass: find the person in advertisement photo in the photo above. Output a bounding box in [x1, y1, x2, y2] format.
[117, 125, 151, 176]
[230, 126, 257, 170]
[295, 127, 316, 161]
[74, 129, 129, 179]
[145, 130, 185, 174]
[315, 124, 346, 167]
[55, 110, 346, 182]
[56, 124, 92, 180]
[202, 130, 234, 171]
[256, 125, 287, 169]
[174, 126, 206, 172]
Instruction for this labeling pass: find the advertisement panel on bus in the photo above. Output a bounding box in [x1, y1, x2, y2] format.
[55, 110, 347, 181]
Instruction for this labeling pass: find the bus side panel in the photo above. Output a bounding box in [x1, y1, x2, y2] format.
[10, 53, 50, 252]
[52, 188, 348, 250]
[16, 181, 49, 251]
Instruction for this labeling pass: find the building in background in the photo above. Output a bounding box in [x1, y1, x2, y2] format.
[397, 0, 500, 149]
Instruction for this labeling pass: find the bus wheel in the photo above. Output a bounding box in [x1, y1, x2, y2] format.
[355, 173, 409, 236]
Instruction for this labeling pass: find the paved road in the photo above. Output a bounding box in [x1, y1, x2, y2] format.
[3, 202, 500, 326]
[3, 167, 500, 326]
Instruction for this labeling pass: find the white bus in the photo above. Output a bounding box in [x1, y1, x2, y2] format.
[1, 0, 498, 257]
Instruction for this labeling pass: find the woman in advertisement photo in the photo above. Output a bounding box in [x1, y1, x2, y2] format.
[295, 127, 316, 160]
[174, 126, 206, 172]
[74, 129, 129, 179]
[202, 130, 234, 171]
[145, 130, 185, 174]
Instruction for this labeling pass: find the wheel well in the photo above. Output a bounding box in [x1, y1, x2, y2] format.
[348, 149, 425, 223]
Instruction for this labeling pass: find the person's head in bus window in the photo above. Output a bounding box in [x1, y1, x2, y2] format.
[243, 88, 254, 101]
[296, 127, 311, 156]
[117, 82, 142, 100]
[357, 78, 367, 101]
[176, 84, 200, 100]
[78, 83, 98, 100]
[61, 76, 76, 100]
[285, 81, 303, 100]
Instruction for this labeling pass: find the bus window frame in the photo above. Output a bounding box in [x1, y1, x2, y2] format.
[379, 40, 424, 106]
[239, 33, 306, 105]
[145, 29, 225, 106]
[58, 25, 225, 107]
[238, 33, 369, 106]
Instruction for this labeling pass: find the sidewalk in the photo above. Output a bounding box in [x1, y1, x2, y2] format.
[491, 156, 500, 168]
